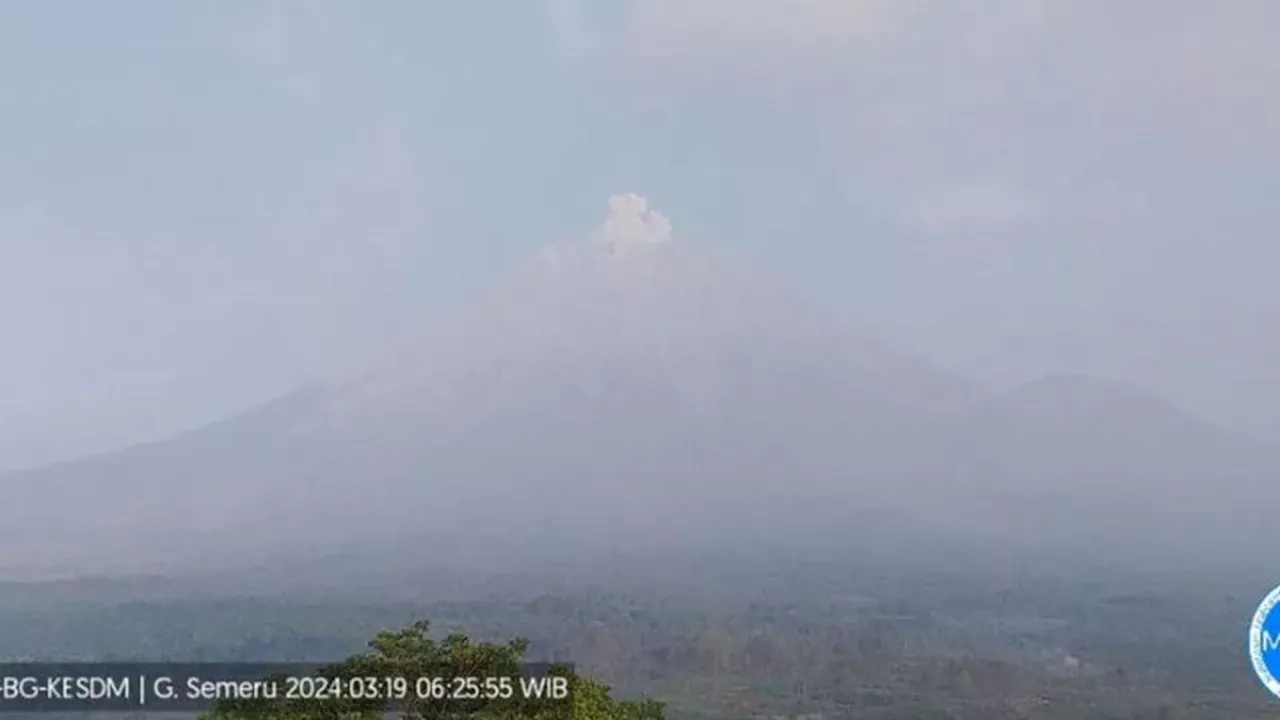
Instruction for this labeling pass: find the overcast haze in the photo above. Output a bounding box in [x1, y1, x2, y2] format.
[3, 0, 1279, 472]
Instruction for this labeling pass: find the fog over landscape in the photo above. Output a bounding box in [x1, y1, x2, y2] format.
[2, 2, 1279, 718]
[1, 192, 1273, 578]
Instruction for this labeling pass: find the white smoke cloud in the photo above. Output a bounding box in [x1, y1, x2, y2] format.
[597, 193, 674, 245]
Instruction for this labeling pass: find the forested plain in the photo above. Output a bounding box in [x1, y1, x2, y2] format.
[0, 549, 1270, 719]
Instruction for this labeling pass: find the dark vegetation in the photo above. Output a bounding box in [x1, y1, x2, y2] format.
[0, 550, 1271, 719]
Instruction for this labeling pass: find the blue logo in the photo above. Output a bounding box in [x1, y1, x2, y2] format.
[1249, 584, 1280, 698]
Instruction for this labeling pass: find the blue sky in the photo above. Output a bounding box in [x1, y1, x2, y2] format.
[3, 1, 1279, 468]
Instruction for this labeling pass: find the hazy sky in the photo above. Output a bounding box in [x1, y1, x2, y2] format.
[3, 1, 1278, 470]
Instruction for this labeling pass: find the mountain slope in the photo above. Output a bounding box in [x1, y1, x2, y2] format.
[278, 194, 983, 549]
[895, 373, 1275, 565]
[319, 194, 975, 430]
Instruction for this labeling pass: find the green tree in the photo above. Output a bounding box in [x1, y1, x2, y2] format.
[202, 620, 664, 720]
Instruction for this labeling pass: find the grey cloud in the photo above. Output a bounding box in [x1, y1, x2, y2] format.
[905, 182, 1044, 235]
[602, 0, 1280, 137]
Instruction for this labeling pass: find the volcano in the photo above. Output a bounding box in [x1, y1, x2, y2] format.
[0, 195, 1271, 576]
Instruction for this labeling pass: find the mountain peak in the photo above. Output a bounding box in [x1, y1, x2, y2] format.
[592, 193, 673, 246]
